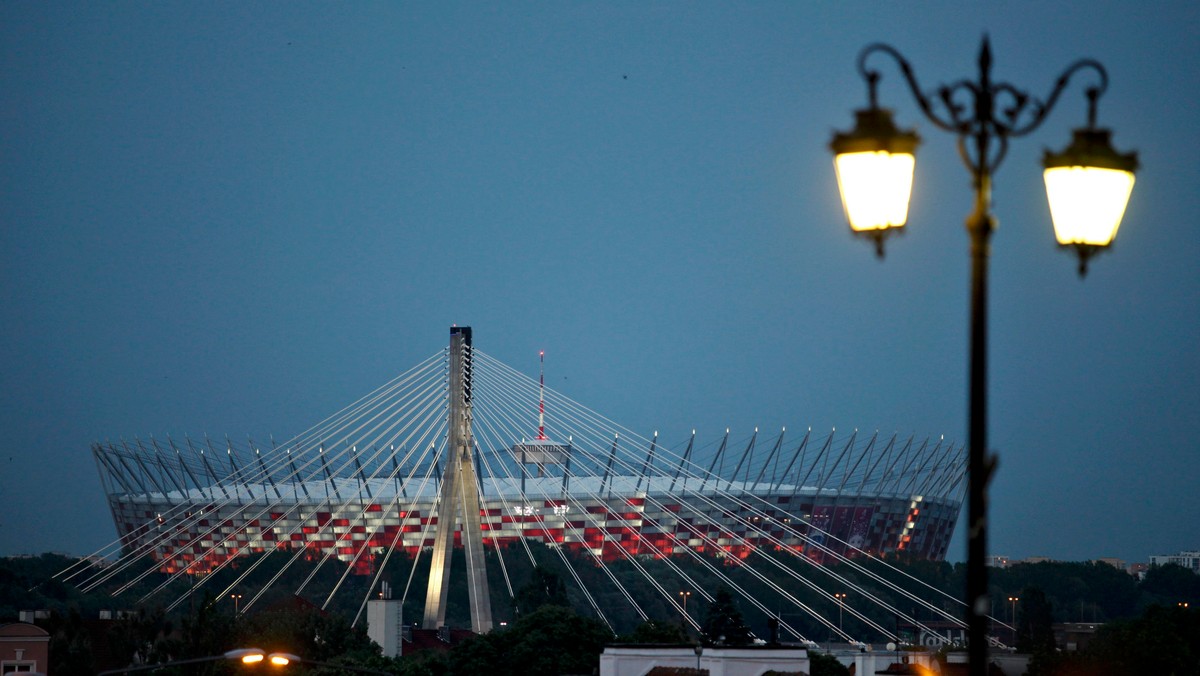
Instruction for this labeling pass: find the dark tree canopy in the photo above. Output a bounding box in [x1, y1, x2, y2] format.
[513, 565, 569, 616]
[449, 605, 612, 676]
[1015, 586, 1055, 655]
[1140, 563, 1200, 606]
[806, 650, 852, 676]
[1032, 603, 1200, 676]
[700, 588, 754, 647]
[615, 619, 689, 644]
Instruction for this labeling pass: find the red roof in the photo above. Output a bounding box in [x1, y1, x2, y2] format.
[0, 622, 49, 638]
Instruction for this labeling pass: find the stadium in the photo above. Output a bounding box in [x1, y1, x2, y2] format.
[95, 442, 962, 576]
[86, 328, 967, 640]
[93, 330, 964, 578]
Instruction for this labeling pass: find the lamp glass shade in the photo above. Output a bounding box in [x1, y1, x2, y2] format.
[224, 649, 266, 664]
[1043, 165, 1135, 246]
[833, 150, 916, 232]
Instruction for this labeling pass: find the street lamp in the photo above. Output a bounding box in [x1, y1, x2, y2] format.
[834, 592, 848, 635]
[830, 37, 1137, 676]
[679, 590, 692, 617]
[1007, 596, 1019, 645]
[97, 648, 265, 675]
[231, 592, 243, 615]
[265, 653, 393, 675]
[831, 39, 1137, 273]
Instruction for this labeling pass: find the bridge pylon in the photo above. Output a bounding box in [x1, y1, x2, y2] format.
[422, 326, 493, 632]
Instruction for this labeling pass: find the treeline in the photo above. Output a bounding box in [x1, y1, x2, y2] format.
[5, 549, 1199, 635]
[3, 549, 1199, 674]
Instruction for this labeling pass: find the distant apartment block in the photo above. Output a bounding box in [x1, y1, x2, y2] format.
[1149, 550, 1200, 573]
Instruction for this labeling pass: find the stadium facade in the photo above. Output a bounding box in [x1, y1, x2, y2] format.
[93, 436, 964, 576]
[92, 329, 964, 579]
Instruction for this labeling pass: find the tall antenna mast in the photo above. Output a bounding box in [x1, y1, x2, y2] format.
[538, 350, 546, 440]
[513, 349, 568, 484]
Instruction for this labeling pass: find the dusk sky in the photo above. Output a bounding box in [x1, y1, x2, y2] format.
[2, 3, 1197, 567]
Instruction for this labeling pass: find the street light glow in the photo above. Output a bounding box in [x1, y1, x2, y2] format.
[830, 105, 921, 256]
[224, 649, 265, 664]
[833, 150, 916, 232]
[1044, 166, 1135, 246]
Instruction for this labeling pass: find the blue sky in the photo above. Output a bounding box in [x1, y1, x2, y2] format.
[1, 2, 1197, 566]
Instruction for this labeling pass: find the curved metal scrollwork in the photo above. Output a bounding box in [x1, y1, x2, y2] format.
[856, 38, 1108, 178]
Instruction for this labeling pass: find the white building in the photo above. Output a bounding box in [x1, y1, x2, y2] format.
[1149, 550, 1200, 573]
[600, 645, 809, 676]
[367, 598, 404, 657]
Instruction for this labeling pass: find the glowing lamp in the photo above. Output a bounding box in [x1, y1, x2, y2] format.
[269, 652, 301, 666]
[830, 107, 920, 256]
[224, 649, 266, 664]
[1042, 128, 1138, 275]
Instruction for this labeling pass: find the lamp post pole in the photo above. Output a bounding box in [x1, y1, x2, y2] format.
[834, 592, 847, 636]
[98, 649, 265, 675]
[265, 653, 392, 675]
[830, 37, 1137, 676]
[1008, 596, 1019, 645]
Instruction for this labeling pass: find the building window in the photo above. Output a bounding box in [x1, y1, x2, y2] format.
[2, 662, 37, 673]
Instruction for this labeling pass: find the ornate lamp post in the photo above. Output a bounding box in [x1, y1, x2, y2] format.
[830, 37, 1137, 676]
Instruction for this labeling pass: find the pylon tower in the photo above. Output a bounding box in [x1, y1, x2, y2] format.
[422, 326, 492, 632]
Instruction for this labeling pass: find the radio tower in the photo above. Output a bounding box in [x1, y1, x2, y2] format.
[512, 350, 569, 489]
[538, 350, 546, 440]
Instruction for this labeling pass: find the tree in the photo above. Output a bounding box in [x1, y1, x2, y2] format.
[448, 605, 612, 676]
[46, 608, 94, 676]
[807, 650, 851, 676]
[1140, 563, 1200, 607]
[615, 619, 689, 644]
[396, 650, 448, 676]
[1077, 603, 1200, 676]
[700, 588, 753, 647]
[1015, 586, 1055, 655]
[513, 565, 569, 615]
[107, 606, 174, 668]
[237, 600, 380, 663]
[166, 592, 240, 661]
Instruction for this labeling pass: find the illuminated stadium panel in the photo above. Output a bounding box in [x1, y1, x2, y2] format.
[101, 474, 959, 575]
